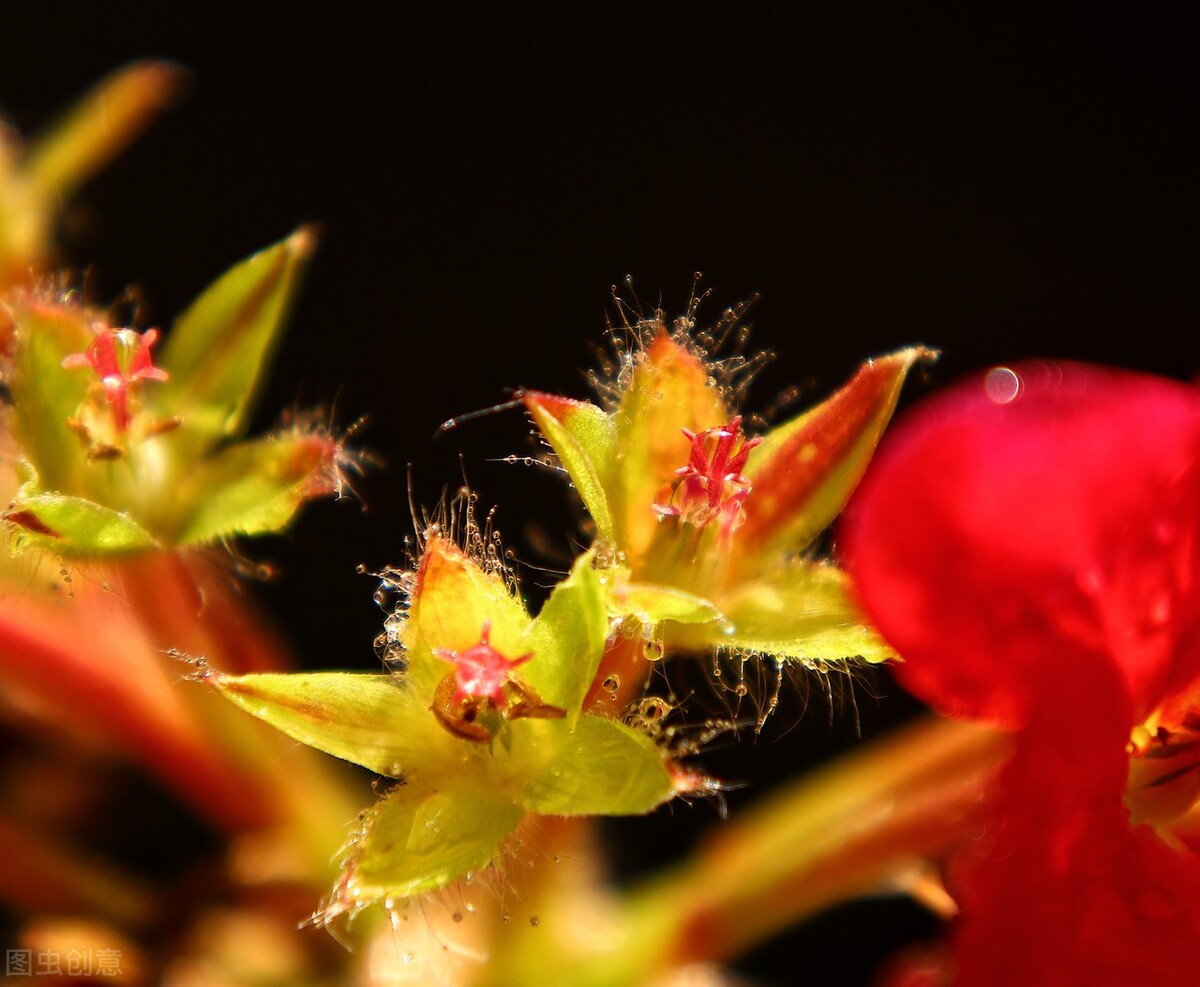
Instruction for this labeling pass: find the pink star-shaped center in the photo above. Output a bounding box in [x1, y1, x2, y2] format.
[433, 622, 532, 705]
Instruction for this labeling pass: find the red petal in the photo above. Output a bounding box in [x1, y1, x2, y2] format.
[841, 361, 1200, 727]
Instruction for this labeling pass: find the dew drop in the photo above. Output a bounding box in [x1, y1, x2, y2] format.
[644, 639, 665, 662]
[529, 916, 540, 927]
[452, 912, 463, 923]
[501, 913, 511, 924]
[401, 951, 414, 964]
[984, 366, 1021, 404]
[733, 682, 749, 697]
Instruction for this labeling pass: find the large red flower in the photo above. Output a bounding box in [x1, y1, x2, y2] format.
[841, 361, 1200, 986]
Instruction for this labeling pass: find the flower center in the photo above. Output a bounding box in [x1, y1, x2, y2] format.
[654, 415, 761, 532]
[433, 621, 531, 704]
[62, 326, 170, 452]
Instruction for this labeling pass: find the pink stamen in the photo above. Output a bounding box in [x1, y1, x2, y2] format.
[655, 416, 761, 531]
[63, 327, 168, 432]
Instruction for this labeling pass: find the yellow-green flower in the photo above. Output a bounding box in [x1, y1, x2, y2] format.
[523, 320, 934, 667]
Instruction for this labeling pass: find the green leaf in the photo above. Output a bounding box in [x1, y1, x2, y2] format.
[4, 492, 158, 556]
[24, 62, 182, 203]
[172, 431, 334, 546]
[519, 552, 607, 725]
[606, 576, 724, 626]
[208, 671, 458, 778]
[157, 229, 315, 445]
[344, 784, 523, 902]
[523, 392, 618, 542]
[6, 300, 92, 493]
[739, 347, 936, 560]
[697, 562, 897, 665]
[517, 714, 675, 816]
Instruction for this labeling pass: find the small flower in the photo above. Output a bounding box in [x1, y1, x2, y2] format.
[523, 315, 933, 668]
[842, 361, 1200, 985]
[653, 416, 761, 534]
[434, 621, 532, 704]
[210, 530, 685, 920]
[62, 325, 169, 432]
[3, 231, 351, 557]
[430, 619, 562, 743]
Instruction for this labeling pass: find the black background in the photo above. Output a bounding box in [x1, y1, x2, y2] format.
[2, 7, 1197, 984]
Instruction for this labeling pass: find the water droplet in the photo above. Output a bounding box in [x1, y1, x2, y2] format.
[402, 951, 414, 964]
[733, 682, 748, 697]
[644, 639, 665, 662]
[984, 366, 1021, 405]
[452, 912, 463, 923]
[529, 916, 540, 927]
[501, 913, 510, 924]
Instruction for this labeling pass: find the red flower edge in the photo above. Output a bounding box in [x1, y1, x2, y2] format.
[841, 361, 1200, 986]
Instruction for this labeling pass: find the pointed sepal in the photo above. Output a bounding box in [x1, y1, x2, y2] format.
[738, 347, 937, 559]
[519, 551, 608, 726]
[523, 392, 618, 542]
[156, 228, 316, 446]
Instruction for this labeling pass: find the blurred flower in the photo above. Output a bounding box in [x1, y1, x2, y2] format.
[1, 228, 355, 556]
[842, 361, 1200, 986]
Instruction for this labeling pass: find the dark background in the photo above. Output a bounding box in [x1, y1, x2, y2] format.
[3, 8, 1197, 984]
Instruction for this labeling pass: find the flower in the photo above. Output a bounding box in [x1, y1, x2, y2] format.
[841, 361, 1200, 985]
[2, 230, 353, 556]
[62, 325, 169, 433]
[209, 530, 683, 921]
[523, 316, 934, 668]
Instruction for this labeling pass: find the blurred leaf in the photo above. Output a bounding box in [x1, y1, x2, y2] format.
[5, 491, 158, 555]
[23, 61, 183, 202]
[157, 229, 315, 445]
[6, 299, 91, 492]
[523, 392, 618, 542]
[520, 551, 607, 725]
[173, 430, 334, 546]
[517, 714, 674, 816]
